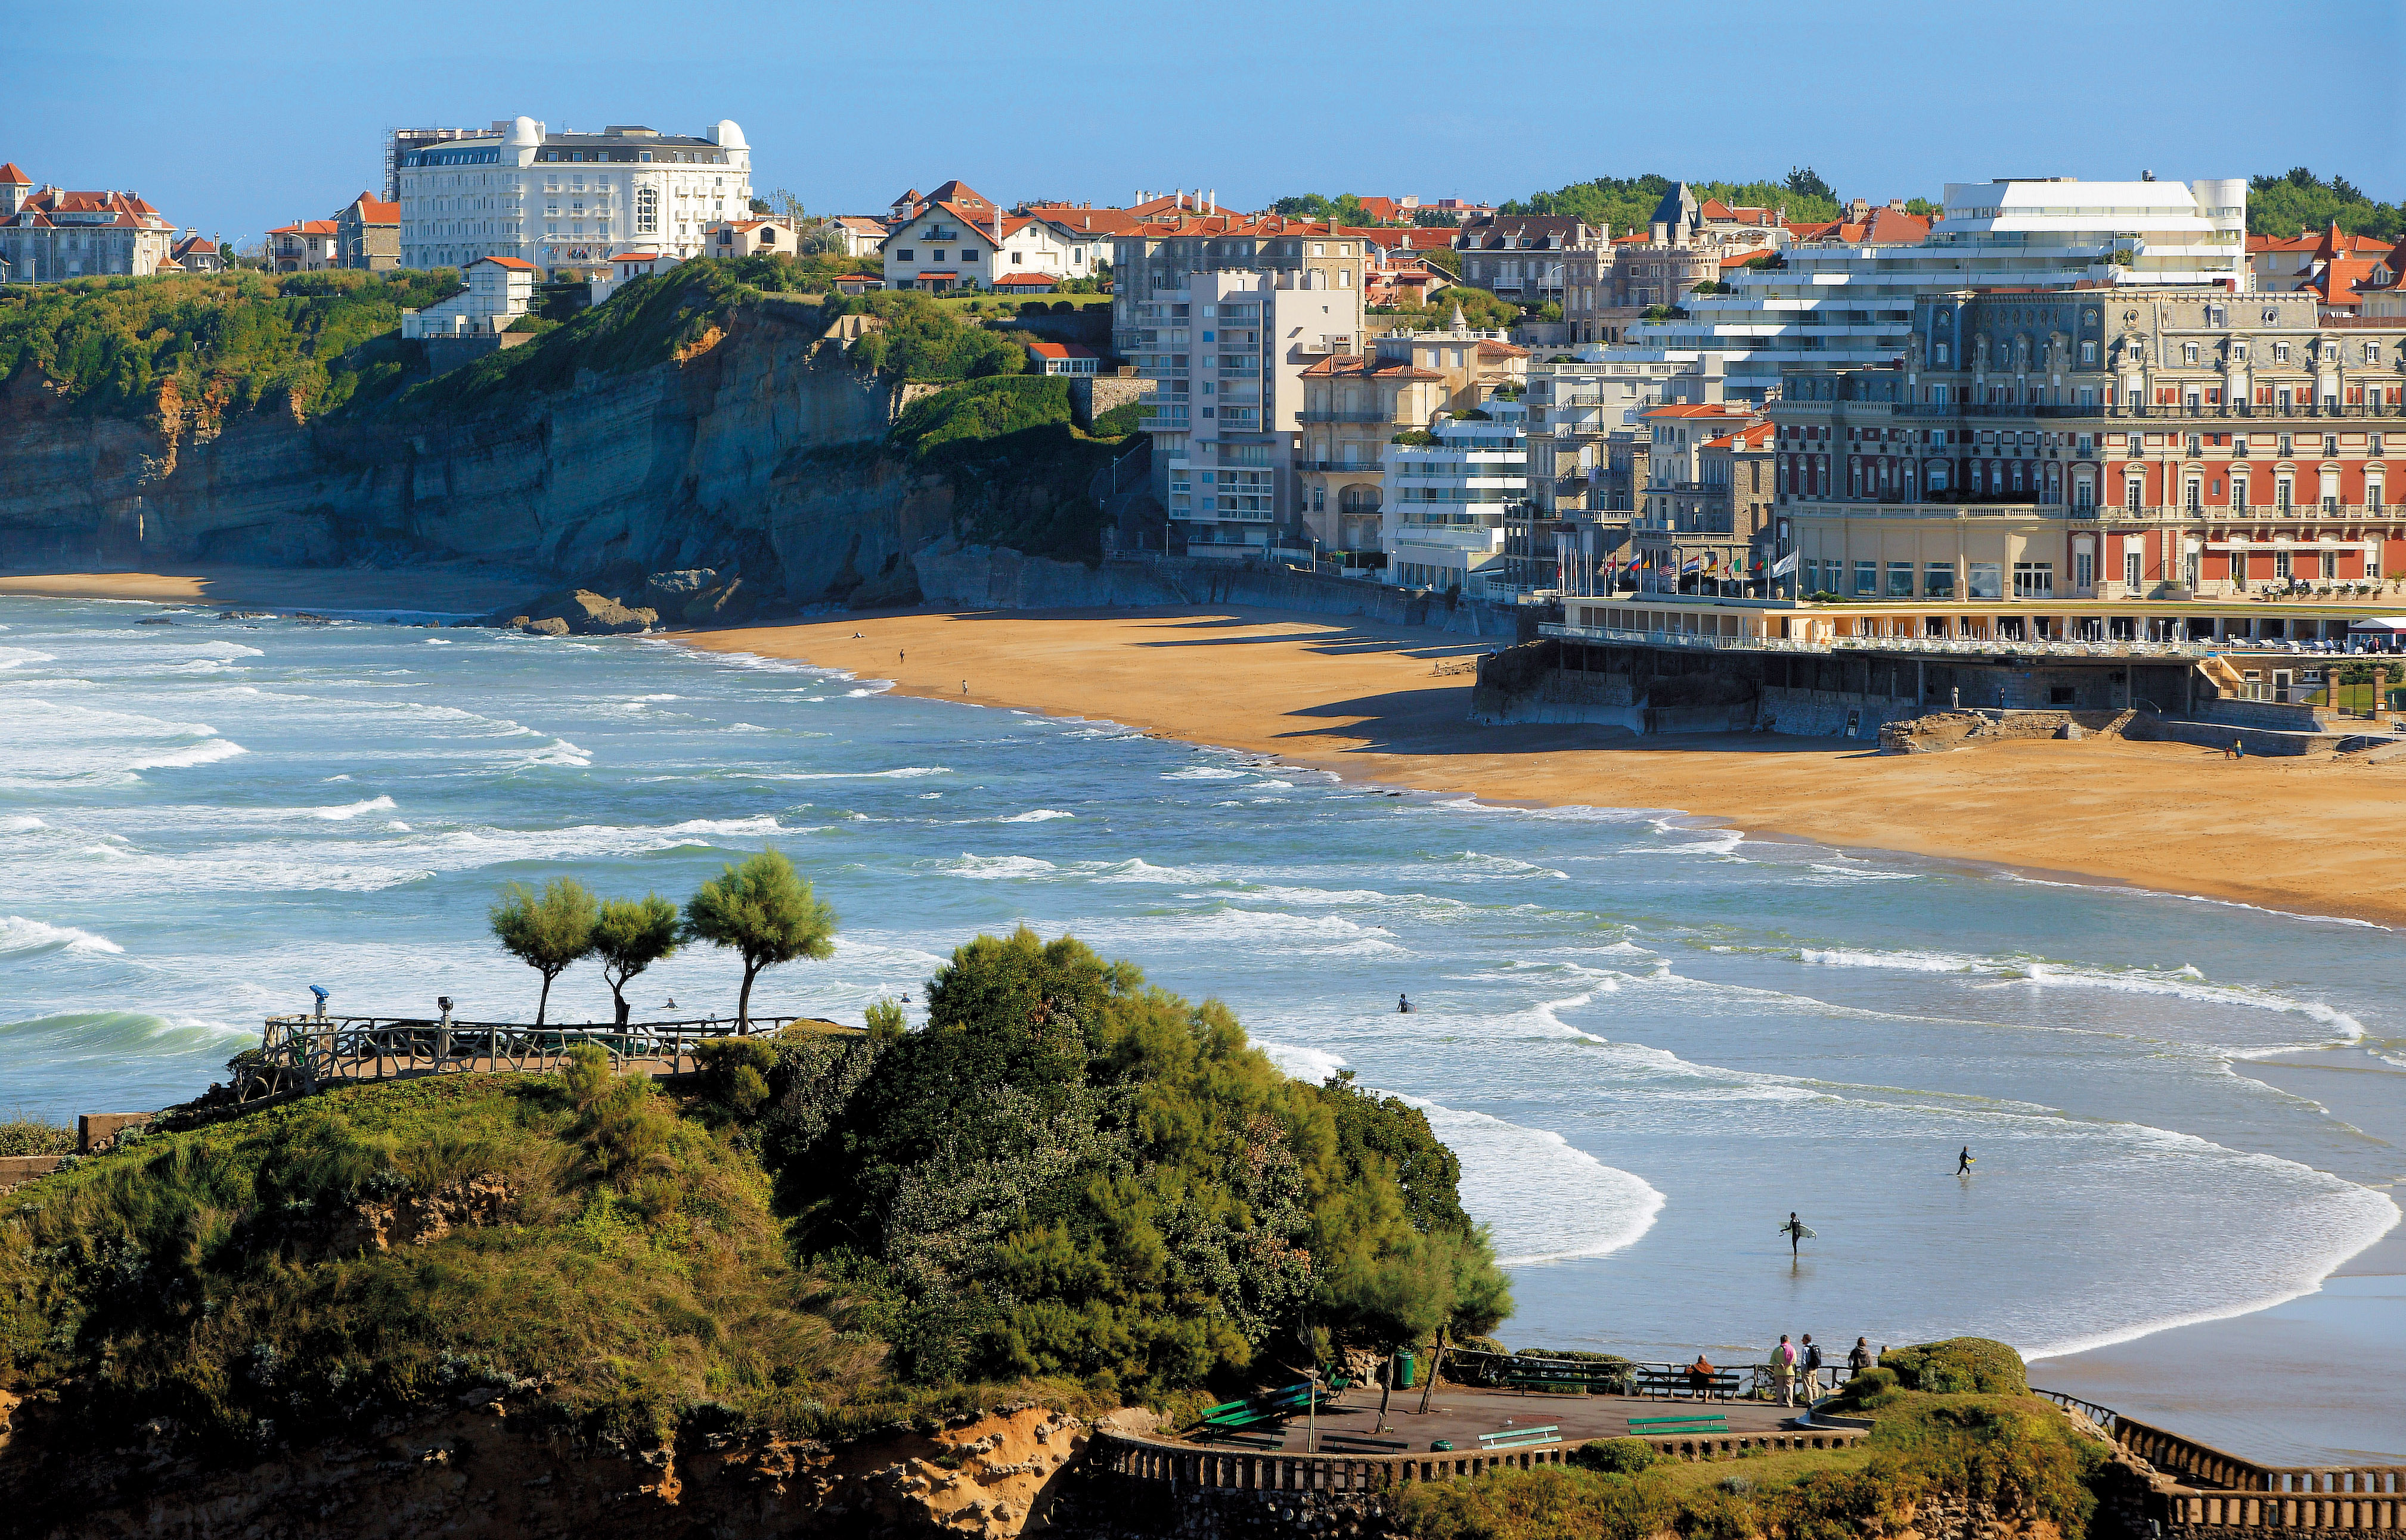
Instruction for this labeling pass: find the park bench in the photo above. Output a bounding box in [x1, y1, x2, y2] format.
[1501, 1357, 1623, 1396]
[1631, 1365, 1745, 1401]
[1476, 1424, 1561, 1451]
[1192, 1374, 1352, 1437]
[1629, 1413, 1730, 1436]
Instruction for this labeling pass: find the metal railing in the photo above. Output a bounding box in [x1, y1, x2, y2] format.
[246, 1011, 855, 1095]
[1542, 620, 2221, 660]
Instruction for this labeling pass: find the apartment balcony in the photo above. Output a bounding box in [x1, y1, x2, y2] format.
[1298, 411, 1393, 424]
[1297, 460, 1387, 473]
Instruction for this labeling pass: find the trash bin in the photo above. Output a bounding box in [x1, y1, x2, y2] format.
[1395, 1350, 1416, 1389]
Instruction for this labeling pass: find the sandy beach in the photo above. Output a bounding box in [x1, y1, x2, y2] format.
[683, 604, 2406, 930]
[0, 563, 540, 615]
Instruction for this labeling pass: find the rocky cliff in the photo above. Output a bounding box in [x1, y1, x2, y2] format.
[0, 302, 963, 608]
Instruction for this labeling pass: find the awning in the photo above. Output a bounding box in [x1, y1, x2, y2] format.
[2346, 617, 2406, 633]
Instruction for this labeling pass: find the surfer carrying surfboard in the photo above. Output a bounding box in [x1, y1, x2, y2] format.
[1779, 1212, 1814, 1254]
[1956, 1146, 1975, 1176]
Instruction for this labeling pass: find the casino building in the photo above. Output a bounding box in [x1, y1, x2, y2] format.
[396, 116, 752, 279]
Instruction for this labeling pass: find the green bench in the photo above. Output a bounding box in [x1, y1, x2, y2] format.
[1632, 1365, 1745, 1401]
[1629, 1413, 1729, 1435]
[1477, 1424, 1561, 1451]
[1193, 1375, 1351, 1437]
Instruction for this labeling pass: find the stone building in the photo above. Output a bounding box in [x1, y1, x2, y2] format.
[1449, 215, 1604, 307]
[1297, 321, 1527, 560]
[1771, 289, 2406, 607]
[336, 194, 400, 269]
[0, 163, 178, 282]
[398, 117, 753, 279]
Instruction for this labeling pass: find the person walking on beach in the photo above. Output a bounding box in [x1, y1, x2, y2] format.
[1771, 1335, 1799, 1407]
[1800, 1334, 1824, 1402]
[1779, 1212, 1812, 1255]
[1955, 1145, 1975, 1176]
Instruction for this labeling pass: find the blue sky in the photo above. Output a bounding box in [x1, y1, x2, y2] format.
[13, 0, 2402, 246]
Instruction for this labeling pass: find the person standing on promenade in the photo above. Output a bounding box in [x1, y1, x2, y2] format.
[1848, 1337, 1875, 1373]
[1772, 1335, 1798, 1407]
[1800, 1334, 1824, 1402]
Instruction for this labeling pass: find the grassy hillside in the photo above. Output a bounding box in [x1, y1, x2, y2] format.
[0, 269, 462, 421]
[885, 375, 1136, 563]
[0, 931, 1503, 1464]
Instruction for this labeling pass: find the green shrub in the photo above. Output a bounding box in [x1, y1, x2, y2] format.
[0, 1119, 76, 1156]
[1825, 1364, 1900, 1413]
[1881, 1337, 2026, 1396]
[1572, 1437, 1659, 1475]
[1091, 399, 1142, 437]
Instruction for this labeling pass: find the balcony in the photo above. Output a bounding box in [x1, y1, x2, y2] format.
[1298, 411, 1393, 424]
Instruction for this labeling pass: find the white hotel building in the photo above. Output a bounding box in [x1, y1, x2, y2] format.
[397, 116, 752, 278]
[1613, 178, 2250, 398]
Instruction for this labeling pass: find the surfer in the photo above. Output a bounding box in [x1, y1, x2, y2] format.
[1397, 992, 1412, 1014]
[1779, 1212, 1813, 1255]
[1955, 1145, 1975, 1176]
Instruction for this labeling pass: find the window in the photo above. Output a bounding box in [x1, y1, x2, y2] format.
[1886, 561, 1914, 597]
[2275, 342, 2290, 364]
[2184, 343, 2199, 365]
[2013, 562, 2055, 598]
[897, 249, 914, 262]
[2233, 475, 2249, 511]
[2278, 433, 2293, 458]
[2124, 549, 2143, 589]
[2125, 479, 2144, 511]
[1968, 563, 2003, 600]
[2371, 343, 2385, 366]
[2079, 339, 2097, 365]
[928, 249, 945, 262]
[1924, 561, 1955, 597]
[2277, 477, 2293, 511]
[1933, 340, 1950, 364]
[2274, 550, 2292, 580]
[2323, 551, 2339, 580]
[1853, 561, 1878, 597]
[2073, 549, 2094, 591]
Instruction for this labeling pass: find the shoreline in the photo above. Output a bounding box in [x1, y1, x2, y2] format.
[674, 603, 2406, 931]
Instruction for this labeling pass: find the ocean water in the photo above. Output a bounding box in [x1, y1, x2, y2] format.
[4, 597, 2400, 1384]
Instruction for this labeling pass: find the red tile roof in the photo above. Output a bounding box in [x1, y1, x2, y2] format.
[0, 163, 29, 185]
[269, 219, 340, 236]
[1642, 402, 1750, 419]
[1476, 340, 1530, 358]
[1025, 342, 1099, 359]
[993, 272, 1062, 286]
[351, 194, 399, 223]
[476, 256, 538, 271]
[1704, 421, 1776, 451]
[1298, 355, 1444, 381]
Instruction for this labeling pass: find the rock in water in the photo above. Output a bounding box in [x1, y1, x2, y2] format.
[523, 589, 659, 635]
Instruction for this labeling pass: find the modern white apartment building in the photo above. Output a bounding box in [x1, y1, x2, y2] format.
[397, 117, 752, 278]
[1151, 270, 1362, 559]
[1382, 402, 1528, 591]
[1613, 178, 2250, 398]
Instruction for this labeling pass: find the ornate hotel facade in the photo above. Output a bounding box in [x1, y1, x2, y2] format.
[396, 116, 752, 278]
[1769, 290, 2404, 616]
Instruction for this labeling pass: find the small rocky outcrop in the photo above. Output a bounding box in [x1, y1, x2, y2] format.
[325, 1175, 517, 1255]
[491, 588, 660, 636]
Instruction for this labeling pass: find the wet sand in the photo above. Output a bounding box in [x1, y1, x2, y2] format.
[682, 604, 2406, 930]
[0, 564, 541, 615]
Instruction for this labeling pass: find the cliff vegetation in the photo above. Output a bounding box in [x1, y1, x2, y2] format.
[0, 268, 463, 423]
[0, 929, 1502, 1513]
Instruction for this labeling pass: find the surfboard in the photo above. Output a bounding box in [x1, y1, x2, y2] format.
[1779, 1224, 1818, 1238]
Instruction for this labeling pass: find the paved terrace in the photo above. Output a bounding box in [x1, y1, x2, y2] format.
[1186, 1383, 1852, 1457]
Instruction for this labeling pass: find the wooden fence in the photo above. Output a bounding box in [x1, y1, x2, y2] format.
[1091, 1427, 1865, 1493]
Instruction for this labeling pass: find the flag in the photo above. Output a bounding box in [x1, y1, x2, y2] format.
[1771, 552, 1797, 578]
[1682, 557, 1702, 574]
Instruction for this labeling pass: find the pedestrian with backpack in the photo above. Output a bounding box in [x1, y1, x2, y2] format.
[1800, 1334, 1824, 1402]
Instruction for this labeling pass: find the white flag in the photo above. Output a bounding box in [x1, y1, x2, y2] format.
[1771, 551, 1797, 578]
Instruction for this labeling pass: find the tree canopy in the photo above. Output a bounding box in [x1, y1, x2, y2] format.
[1499, 173, 1845, 231]
[682, 848, 837, 1026]
[2247, 167, 2402, 241]
[768, 927, 1511, 1393]
[489, 877, 599, 1025]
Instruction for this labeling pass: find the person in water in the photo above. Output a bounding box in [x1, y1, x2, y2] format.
[1398, 992, 1412, 1013]
[1956, 1145, 1975, 1175]
[1780, 1212, 1810, 1254]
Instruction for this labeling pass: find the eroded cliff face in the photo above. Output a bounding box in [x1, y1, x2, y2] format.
[0, 1387, 1108, 1540]
[0, 306, 956, 606]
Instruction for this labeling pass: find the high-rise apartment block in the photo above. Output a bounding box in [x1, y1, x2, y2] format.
[397, 117, 752, 279]
[1112, 219, 1367, 559]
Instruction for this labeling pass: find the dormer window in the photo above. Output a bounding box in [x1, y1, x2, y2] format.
[1933, 341, 1950, 364]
